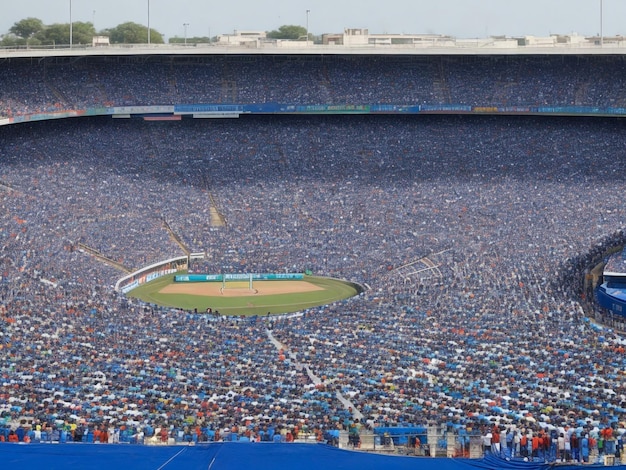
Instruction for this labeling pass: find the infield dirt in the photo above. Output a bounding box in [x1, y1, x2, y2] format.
[159, 280, 324, 297]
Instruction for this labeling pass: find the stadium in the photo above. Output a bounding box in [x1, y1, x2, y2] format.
[1, 44, 626, 469]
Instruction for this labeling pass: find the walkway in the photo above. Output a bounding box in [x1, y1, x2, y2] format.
[266, 329, 364, 421]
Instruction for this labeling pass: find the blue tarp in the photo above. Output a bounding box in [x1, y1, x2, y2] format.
[0, 443, 623, 470]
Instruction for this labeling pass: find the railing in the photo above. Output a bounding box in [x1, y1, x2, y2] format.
[2, 424, 624, 466]
[336, 430, 480, 458]
[2, 41, 626, 60]
[334, 429, 624, 465]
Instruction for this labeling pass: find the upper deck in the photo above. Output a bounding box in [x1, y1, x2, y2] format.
[604, 248, 626, 277]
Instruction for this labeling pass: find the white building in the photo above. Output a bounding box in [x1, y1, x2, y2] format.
[216, 30, 266, 46]
[92, 36, 110, 47]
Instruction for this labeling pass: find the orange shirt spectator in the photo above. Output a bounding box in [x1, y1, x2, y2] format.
[532, 435, 540, 451]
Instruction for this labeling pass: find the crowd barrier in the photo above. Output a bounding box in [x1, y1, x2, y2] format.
[3, 424, 623, 465]
[0, 425, 309, 445]
[336, 429, 626, 465]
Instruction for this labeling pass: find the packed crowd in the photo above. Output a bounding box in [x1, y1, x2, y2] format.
[1, 110, 626, 457]
[2, 55, 626, 118]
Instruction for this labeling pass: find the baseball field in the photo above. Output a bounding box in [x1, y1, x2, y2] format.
[127, 273, 362, 316]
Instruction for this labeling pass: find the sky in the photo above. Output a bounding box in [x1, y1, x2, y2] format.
[1, 0, 625, 41]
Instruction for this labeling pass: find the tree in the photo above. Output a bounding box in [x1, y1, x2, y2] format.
[71, 21, 97, 44]
[3, 16, 164, 46]
[0, 34, 27, 47]
[105, 22, 164, 44]
[36, 21, 96, 45]
[38, 23, 70, 45]
[266, 25, 308, 40]
[9, 17, 44, 39]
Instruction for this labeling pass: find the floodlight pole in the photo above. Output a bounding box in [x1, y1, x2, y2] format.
[600, 0, 604, 46]
[69, 0, 73, 48]
[184, 23, 189, 45]
[306, 9, 310, 45]
[148, 0, 151, 44]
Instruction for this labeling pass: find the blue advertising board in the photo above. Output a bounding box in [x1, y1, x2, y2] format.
[174, 273, 304, 282]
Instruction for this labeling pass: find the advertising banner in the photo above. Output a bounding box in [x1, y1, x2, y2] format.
[174, 273, 304, 282]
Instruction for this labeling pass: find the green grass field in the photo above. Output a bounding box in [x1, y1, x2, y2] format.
[128, 274, 361, 316]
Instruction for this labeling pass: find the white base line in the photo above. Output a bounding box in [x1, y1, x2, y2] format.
[156, 447, 187, 470]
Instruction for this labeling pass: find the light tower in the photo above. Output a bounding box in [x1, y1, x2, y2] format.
[147, 0, 151, 44]
[600, 0, 604, 47]
[69, 0, 73, 48]
[306, 9, 310, 45]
